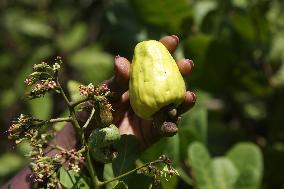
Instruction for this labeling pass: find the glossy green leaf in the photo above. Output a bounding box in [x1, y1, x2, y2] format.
[57, 23, 87, 52]
[28, 93, 52, 120]
[140, 134, 179, 166]
[188, 142, 240, 189]
[226, 143, 263, 189]
[188, 142, 215, 189]
[104, 163, 119, 189]
[59, 168, 89, 189]
[69, 46, 113, 84]
[67, 80, 84, 102]
[113, 135, 151, 189]
[212, 158, 239, 189]
[193, 0, 217, 27]
[0, 153, 25, 177]
[129, 0, 192, 33]
[112, 181, 128, 189]
[4, 12, 53, 38]
[184, 34, 213, 81]
[113, 135, 141, 175]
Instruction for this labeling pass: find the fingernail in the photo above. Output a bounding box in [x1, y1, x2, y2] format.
[185, 59, 194, 69]
[168, 108, 177, 119]
[190, 92, 197, 103]
[115, 55, 120, 60]
[188, 59, 194, 68]
[171, 35, 179, 44]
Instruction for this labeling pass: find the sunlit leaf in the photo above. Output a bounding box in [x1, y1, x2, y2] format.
[69, 46, 113, 84]
[129, 0, 192, 34]
[212, 158, 239, 189]
[57, 23, 87, 52]
[59, 168, 89, 189]
[226, 143, 263, 189]
[28, 93, 52, 120]
[0, 153, 25, 177]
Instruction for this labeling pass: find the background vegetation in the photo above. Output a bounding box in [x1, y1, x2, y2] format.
[0, 0, 284, 188]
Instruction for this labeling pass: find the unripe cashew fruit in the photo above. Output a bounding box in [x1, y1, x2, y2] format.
[129, 40, 186, 120]
[90, 147, 118, 164]
[88, 124, 120, 148]
[88, 124, 120, 163]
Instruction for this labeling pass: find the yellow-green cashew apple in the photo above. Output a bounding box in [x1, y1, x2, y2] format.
[129, 40, 186, 120]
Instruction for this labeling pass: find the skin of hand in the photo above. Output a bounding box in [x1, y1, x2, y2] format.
[0, 35, 196, 189]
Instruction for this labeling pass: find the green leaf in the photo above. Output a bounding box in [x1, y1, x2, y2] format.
[161, 174, 178, 189]
[231, 0, 249, 8]
[176, 166, 193, 186]
[178, 126, 202, 160]
[104, 163, 119, 189]
[231, 12, 255, 41]
[0, 89, 17, 109]
[57, 23, 88, 52]
[129, 0, 192, 34]
[28, 93, 52, 120]
[188, 142, 215, 189]
[4, 12, 53, 39]
[0, 153, 25, 177]
[19, 18, 54, 38]
[112, 135, 152, 189]
[59, 168, 89, 189]
[140, 134, 179, 166]
[243, 101, 266, 120]
[141, 135, 180, 189]
[67, 80, 84, 102]
[179, 91, 210, 151]
[193, 0, 217, 27]
[184, 34, 213, 80]
[231, 10, 268, 43]
[226, 143, 263, 189]
[188, 143, 240, 189]
[112, 135, 141, 175]
[69, 46, 113, 84]
[270, 60, 284, 87]
[112, 181, 128, 189]
[211, 158, 239, 189]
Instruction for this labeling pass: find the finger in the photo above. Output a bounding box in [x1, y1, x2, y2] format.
[112, 91, 130, 124]
[113, 56, 131, 89]
[176, 59, 194, 77]
[159, 35, 179, 53]
[177, 91, 197, 114]
[103, 56, 131, 101]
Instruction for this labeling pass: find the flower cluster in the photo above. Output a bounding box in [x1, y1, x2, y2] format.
[55, 148, 85, 173]
[8, 114, 33, 143]
[28, 79, 58, 98]
[95, 83, 111, 97]
[8, 114, 52, 145]
[30, 156, 60, 184]
[79, 83, 95, 96]
[30, 147, 85, 188]
[24, 59, 62, 99]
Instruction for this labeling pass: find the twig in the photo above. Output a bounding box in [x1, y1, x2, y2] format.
[82, 107, 95, 130]
[100, 159, 164, 186]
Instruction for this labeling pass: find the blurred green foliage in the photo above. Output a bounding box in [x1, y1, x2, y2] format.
[0, 0, 284, 188]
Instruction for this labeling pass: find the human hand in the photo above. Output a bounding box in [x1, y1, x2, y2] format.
[103, 35, 196, 148]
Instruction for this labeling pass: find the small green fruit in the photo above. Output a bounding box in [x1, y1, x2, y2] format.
[91, 147, 118, 164]
[88, 124, 120, 163]
[88, 124, 120, 148]
[129, 40, 186, 120]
